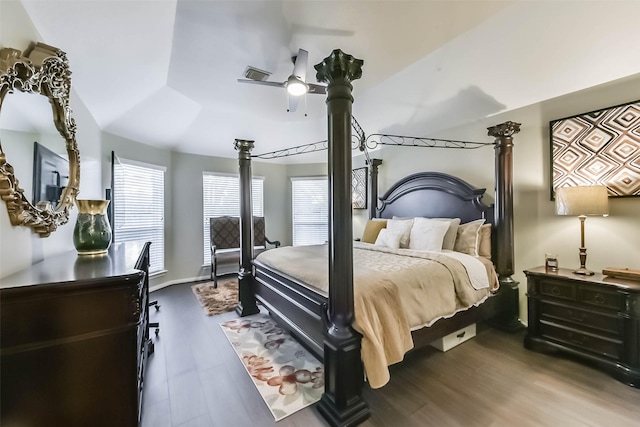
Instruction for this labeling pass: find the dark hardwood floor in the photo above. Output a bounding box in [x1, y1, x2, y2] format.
[142, 279, 640, 427]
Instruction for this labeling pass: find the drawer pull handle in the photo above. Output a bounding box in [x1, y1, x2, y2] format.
[569, 334, 587, 345]
[456, 331, 466, 338]
[566, 310, 586, 322]
[594, 294, 605, 304]
[132, 301, 141, 318]
[551, 286, 561, 296]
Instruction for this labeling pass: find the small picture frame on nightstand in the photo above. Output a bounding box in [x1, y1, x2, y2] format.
[545, 253, 558, 272]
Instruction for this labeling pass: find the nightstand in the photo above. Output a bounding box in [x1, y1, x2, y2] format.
[524, 266, 640, 387]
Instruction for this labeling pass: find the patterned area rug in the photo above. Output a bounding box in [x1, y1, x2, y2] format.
[220, 314, 324, 421]
[191, 278, 238, 316]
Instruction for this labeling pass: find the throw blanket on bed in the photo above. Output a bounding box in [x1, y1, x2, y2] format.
[255, 242, 499, 388]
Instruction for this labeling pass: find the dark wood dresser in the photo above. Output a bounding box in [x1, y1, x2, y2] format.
[0, 242, 152, 426]
[524, 266, 640, 387]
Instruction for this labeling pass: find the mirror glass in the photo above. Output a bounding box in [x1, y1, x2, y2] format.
[0, 43, 80, 237]
[0, 90, 68, 208]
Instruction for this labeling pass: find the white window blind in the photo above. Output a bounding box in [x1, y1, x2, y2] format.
[291, 177, 328, 246]
[202, 173, 264, 264]
[113, 158, 165, 274]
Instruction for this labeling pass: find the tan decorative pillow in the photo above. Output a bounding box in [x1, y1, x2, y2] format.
[478, 224, 492, 259]
[361, 219, 387, 243]
[453, 219, 486, 256]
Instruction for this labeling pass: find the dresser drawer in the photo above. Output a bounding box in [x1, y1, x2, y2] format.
[539, 321, 623, 360]
[525, 267, 640, 387]
[137, 323, 146, 362]
[540, 301, 623, 336]
[538, 278, 576, 302]
[578, 286, 624, 312]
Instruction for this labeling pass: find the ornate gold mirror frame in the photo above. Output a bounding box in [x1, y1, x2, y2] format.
[0, 43, 80, 237]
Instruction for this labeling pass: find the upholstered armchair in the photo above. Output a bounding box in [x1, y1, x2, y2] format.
[209, 216, 280, 287]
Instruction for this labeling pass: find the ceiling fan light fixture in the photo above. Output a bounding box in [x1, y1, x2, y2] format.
[285, 76, 308, 96]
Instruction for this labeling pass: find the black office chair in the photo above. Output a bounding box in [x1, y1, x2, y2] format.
[149, 301, 160, 335]
[137, 241, 159, 354]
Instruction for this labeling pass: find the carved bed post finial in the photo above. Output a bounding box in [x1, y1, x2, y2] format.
[234, 139, 259, 317]
[314, 49, 370, 426]
[367, 158, 383, 219]
[487, 121, 523, 331]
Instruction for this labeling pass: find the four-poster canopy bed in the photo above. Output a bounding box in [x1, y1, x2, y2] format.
[232, 49, 521, 427]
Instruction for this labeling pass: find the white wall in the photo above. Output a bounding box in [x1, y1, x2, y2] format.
[165, 154, 328, 287]
[166, 151, 290, 285]
[99, 135, 328, 289]
[354, 73, 640, 323]
[504, 73, 640, 322]
[0, 1, 102, 279]
[2, 1, 637, 313]
[101, 132, 173, 288]
[284, 162, 328, 244]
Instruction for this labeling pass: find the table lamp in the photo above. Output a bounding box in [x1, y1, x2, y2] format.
[555, 185, 609, 275]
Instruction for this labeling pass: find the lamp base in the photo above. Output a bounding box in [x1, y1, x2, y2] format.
[573, 267, 595, 276]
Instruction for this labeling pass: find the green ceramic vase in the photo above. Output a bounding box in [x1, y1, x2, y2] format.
[73, 199, 112, 255]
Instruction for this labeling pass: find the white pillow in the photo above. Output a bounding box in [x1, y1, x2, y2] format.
[431, 218, 461, 250]
[386, 218, 413, 248]
[394, 216, 460, 250]
[408, 218, 450, 252]
[374, 229, 402, 249]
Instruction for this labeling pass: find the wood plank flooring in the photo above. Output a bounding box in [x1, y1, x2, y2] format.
[142, 279, 640, 427]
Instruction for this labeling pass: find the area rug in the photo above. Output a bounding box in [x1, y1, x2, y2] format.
[191, 278, 238, 316]
[220, 314, 324, 421]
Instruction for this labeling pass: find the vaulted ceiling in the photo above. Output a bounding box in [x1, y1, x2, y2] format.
[6, 0, 640, 162]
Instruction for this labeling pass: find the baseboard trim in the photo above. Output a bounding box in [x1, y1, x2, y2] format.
[150, 274, 210, 293]
[149, 272, 240, 293]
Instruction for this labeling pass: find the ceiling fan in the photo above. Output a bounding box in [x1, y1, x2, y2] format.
[237, 48, 327, 112]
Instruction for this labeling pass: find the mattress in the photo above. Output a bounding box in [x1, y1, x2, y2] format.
[255, 242, 499, 388]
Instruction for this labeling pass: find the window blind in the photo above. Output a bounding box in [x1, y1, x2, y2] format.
[291, 177, 328, 246]
[113, 158, 166, 274]
[202, 173, 264, 264]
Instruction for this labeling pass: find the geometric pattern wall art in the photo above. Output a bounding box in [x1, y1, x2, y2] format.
[550, 99, 640, 199]
[351, 167, 367, 209]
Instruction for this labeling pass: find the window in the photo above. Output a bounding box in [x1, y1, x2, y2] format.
[202, 173, 264, 264]
[113, 158, 165, 274]
[291, 177, 328, 246]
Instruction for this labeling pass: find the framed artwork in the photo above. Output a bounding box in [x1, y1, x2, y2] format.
[550, 99, 640, 199]
[32, 141, 69, 207]
[352, 167, 367, 209]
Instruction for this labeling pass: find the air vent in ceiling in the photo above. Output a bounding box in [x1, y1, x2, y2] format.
[244, 66, 271, 81]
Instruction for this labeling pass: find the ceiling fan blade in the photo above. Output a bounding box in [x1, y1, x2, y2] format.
[237, 79, 285, 88]
[287, 94, 300, 112]
[292, 48, 308, 82]
[307, 83, 327, 95]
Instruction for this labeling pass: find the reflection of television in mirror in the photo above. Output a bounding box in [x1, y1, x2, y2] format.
[33, 141, 69, 207]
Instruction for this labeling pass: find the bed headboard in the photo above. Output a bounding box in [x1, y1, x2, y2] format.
[376, 172, 494, 225]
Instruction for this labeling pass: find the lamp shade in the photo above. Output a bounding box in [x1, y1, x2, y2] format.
[555, 185, 609, 216]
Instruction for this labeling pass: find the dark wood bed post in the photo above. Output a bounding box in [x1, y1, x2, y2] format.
[367, 158, 383, 219]
[235, 139, 259, 317]
[314, 49, 370, 426]
[487, 122, 523, 331]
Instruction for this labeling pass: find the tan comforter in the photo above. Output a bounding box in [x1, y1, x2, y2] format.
[255, 242, 499, 388]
